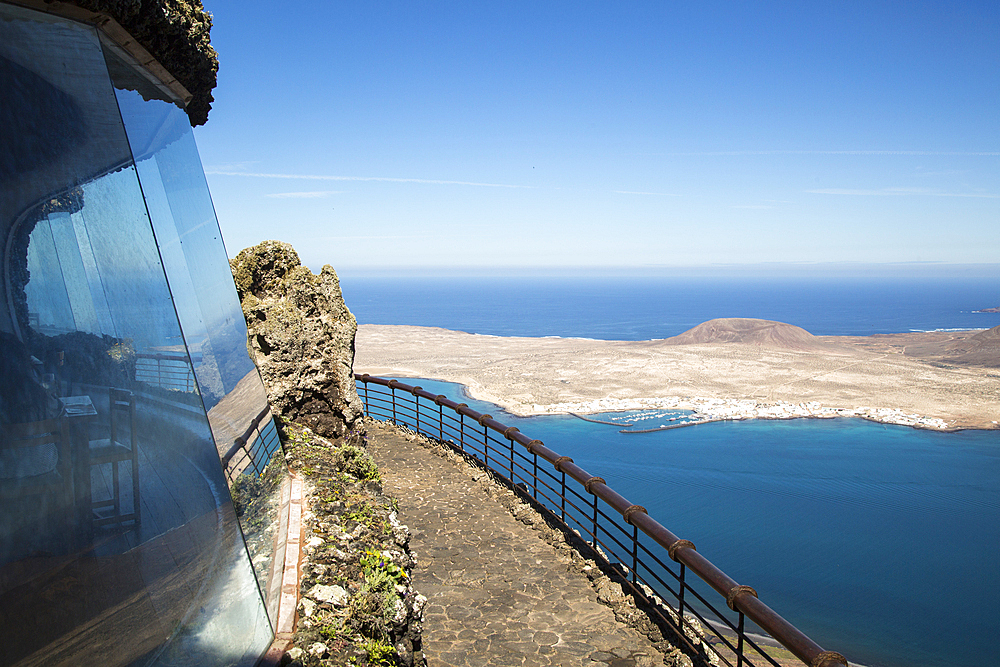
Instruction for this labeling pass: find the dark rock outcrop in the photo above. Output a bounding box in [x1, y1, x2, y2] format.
[73, 0, 219, 125]
[231, 241, 363, 438]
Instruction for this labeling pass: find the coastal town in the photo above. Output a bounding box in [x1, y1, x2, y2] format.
[534, 396, 954, 430]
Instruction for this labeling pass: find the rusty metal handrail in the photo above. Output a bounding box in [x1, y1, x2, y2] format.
[221, 405, 281, 481]
[356, 374, 848, 667]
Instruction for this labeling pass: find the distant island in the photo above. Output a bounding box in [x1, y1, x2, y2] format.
[976, 306, 1000, 313]
[354, 318, 1000, 431]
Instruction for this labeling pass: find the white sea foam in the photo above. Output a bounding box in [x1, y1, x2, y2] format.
[908, 327, 987, 333]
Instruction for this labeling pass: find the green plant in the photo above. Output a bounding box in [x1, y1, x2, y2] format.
[335, 444, 381, 481]
[343, 503, 373, 525]
[360, 638, 396, 666]
[345, 550, 408, 641]
[360, 550, 407, 586]
[319, 617, 344, 641]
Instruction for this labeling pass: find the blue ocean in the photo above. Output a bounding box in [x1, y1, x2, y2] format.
[341, 275, 1000, 667]
[339, 275, 1000, 339]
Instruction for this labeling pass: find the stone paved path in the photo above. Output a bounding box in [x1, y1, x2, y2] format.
[366, 421, 671, 667]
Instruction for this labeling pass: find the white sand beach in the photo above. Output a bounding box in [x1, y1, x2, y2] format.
[354, 321, 1000, 431]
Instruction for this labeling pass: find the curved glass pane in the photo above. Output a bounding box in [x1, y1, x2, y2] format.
[105, 35, 289, 623]
[1, 4, 276, 664]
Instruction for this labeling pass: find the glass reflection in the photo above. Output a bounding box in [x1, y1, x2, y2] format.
[105, 36, 288, 621]
[1, 3, 277, 664]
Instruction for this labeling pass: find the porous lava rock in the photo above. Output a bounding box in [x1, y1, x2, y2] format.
[231, 240, 363, 438]
[72, 0, 219, 125]
[282, 423, 424, 667]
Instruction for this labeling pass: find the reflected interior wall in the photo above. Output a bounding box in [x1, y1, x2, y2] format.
[0, 3, 288, 664]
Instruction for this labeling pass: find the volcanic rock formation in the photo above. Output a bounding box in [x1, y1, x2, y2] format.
[71, 0, 219, 125]
[231, 240, 363, 438]
[662, 317, 831, 351]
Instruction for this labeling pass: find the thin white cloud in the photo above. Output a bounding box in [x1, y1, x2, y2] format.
[318, 235, 434, 240]
[807, 187, 999, 198]
[659, 150, 1000, 157]
[206, 160, 261, 171]
[265, 191, 345, 198]
[205, 170, 532, 189]
[732, 204, 775, 209]
[614, 190, 681, 196]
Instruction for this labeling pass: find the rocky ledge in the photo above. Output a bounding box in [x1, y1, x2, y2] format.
[280, 420, 425, 667]
[72, 0, 219, 125]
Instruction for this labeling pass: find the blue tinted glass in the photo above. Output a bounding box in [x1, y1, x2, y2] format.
[107, 39, 289, 624]
[1, 5, 273, 664]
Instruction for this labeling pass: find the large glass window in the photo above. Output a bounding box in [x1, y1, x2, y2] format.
[106, 38, 289, 617]
[0, 4, 281, 664]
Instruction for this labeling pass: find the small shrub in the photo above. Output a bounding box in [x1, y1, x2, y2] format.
[360, 638, 396, 666]
[335, 444, 381, 481]
[360, 550, 407, 586]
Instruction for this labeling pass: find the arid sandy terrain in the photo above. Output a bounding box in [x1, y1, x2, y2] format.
[354, 320, 1000, 430]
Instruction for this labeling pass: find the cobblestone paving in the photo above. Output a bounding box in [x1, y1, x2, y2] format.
[367, 421, 670, 667]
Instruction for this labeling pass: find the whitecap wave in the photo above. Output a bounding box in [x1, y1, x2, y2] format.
[908, 327, 987, 333]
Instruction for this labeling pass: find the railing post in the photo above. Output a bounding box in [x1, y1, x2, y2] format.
[532, 450, 538, 500]
[458, 406, 466, 452]
[509, 436, 514, 481]
[483, 422, 490, 468]
[678, 564, 687, 637]
[737, 611, 746, 667]
[415, 392, 420, 433]
[631, 523, 638, 584]
[363, 380, 369, 413]
[503, 427, 518, 483]
[592, 494, 599, 548]
[438, 399, 444, 441]
[391, 384, 397, 423]
[560, 469, 566, 522]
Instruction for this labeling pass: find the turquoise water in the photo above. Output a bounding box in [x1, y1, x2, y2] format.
[351, 275, 1000, 667]
[386, 377, 1000, 667]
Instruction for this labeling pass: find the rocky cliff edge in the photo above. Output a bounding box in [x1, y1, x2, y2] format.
[231, 240, 363, 438]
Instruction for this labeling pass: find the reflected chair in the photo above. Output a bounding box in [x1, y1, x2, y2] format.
[88, 388, 140, 526]
[0, 418, 74, 535]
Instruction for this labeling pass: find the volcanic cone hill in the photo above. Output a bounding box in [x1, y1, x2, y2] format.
[941, 325, 1000, 367]
[660, 318, 836, 351]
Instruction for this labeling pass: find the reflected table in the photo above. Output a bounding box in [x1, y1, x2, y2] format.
[61, 396, 97, 543]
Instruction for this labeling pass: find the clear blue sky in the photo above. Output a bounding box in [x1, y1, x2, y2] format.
[193, 1, 999, 274]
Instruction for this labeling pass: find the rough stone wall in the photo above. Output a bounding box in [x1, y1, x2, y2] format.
[231, 240, 363, 438]
[74, 0, 218, 125]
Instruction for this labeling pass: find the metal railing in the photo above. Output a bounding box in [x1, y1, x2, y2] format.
[135, 353, 198, 392]
[356, 374, 848, 667]
[221, 405, 282, 482]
